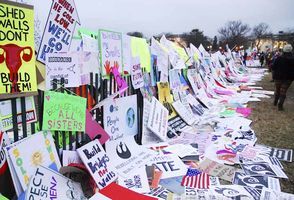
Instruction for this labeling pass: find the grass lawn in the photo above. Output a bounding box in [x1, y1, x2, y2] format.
[248, 70, 294, 193]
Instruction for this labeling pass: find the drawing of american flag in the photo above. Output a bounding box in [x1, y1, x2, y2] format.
[181, 168, 210, 189]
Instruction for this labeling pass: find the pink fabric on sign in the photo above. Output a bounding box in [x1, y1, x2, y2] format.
[85, 110, 110, 144]
[111, 67, 128, 94]
[236, 107, 252, 117]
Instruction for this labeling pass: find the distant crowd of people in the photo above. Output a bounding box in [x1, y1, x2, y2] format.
[247, 45, 294, 111]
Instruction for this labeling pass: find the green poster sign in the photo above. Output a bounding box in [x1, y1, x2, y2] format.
[42, 91, 86, 132]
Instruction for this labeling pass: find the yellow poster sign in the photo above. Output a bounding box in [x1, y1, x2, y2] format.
[0, 0, 37, 98]
[157, 82, 177, 119]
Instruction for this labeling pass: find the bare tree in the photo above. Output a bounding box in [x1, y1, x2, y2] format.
[252, 23, 271, 50]
[218, 20, 251, 49]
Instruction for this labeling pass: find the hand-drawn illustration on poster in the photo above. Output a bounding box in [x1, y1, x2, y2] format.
[0, 1, 37, 98]
[98, 30, 123, 76]
[103, 95, 137, 140]
[46, 52, 81, 89]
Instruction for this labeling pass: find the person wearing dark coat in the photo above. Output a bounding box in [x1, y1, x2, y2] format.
[272, 44, 294, 111]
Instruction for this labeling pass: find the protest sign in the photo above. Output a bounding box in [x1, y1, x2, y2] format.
[197, 158, 238, 182]
[0, 132, 10, 175]
[77, 140, 117, 189]
[255, 144, 293, 162]
[43, 91, 86, 132]
[46, 52, 81, 89]
[111, 65, 128, 94]
[141, 98, 162, 145]
[37, 0, 80, 63]
[98, 29, 123, 76]
[62, 150, 82, 166]
[85, 110, 109, 144]
[81, 33, 98, 52]
[103, 95, 137, 140]
[106, 136, 156, 178]
[240, 163, 288, 178]
[233, 172, 280, 191]
[147, 96, 169, 141]
[148, 153, 187, 179]
[0, 96, 37, 132]
[122, 34, 132, 74]
[131, 57, 144, 89]
[131, 37, 151, 72]
[26, 166, 86, 200]
[0, 0, 37, 98]
[118, 170, 150, 194]
[6, 131, 61, 191]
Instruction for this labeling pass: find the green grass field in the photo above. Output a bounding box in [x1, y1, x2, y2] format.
[248, 71, 294, 193]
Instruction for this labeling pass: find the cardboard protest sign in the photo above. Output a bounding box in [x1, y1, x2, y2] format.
[147, 96, 168, 141]
[103, 95, 137, 140]
[26, 166, 86, 200]
[157, 82, 177, 120]
[0, 0, 37, 98]
[197, 158, 238, 182]
[85, 110, 109, 144]
[148, 153, 187, 179]
[43, 91, 86, 132]
[37, 0, 81, 63]
[131, 57, 144, 89]
[6, 131, 61, 191]
[0, 96, 37, 132]
[141, 99, 164, 145]
[131, 37, 151, 72]
[78, 51, 100, 85]
[0, 132, 10, 175]
[150, 38, 168, 81]
[45, 52, 81, 89]
[106, 136, 156, 178]
[98, 29, 123, 76]
[77, 140, 117, 189]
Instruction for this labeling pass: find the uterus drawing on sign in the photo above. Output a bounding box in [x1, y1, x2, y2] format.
[0, 44, 33, 93]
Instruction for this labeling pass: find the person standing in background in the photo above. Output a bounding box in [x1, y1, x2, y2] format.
[272, 44, 294, 111]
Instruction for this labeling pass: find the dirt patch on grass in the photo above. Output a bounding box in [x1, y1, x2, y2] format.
[248, 71, 294, 193]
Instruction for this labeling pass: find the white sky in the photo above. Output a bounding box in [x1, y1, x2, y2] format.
[32, 0, 294, 38]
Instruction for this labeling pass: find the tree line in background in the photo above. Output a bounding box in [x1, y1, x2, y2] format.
[128, 20, 294, 52]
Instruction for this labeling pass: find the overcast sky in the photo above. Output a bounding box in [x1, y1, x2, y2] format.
[33, 0, 294, 38]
